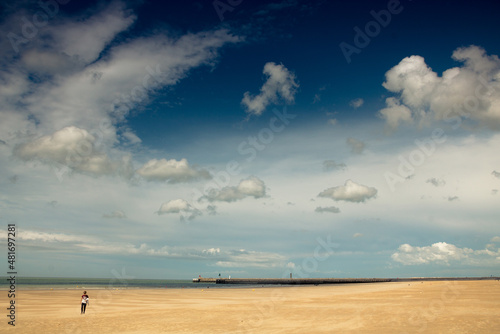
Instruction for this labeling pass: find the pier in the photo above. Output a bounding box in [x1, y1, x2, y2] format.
[193, 276, 500, 285]
[194, 277, 391, 285]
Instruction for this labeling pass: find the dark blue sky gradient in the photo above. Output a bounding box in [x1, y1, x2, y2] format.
[121, 0, 500, 151]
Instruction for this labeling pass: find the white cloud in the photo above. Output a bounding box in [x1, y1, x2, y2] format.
[318, 179, 377, 203]
[378, 97, 413, 129]
[121, 130, 142, 145]
[379, 45, 500, 130]
[24, 28, 240, 135]
[353, 233, 363, 238]
[242, 62, 299, 116]
[157, 199, 191, 213]
[0, 3, 242, 180]
[20, 49, 76, 76]
[19, 230, 92, 243]
[12, 230, 232, 259]
[202, 248, 221, 255]
[203, 176, 266, 202]
[392, 242, 500, 265]
[315, 206, 341, 214]
[49, 1, 136, 64]
[491, 236, 500, 243]
[157, 199, 202, 221]
[14, 126, 117, 176]
[137, 158, 211, 183]
[346, 137, 365, 154]
[349, 98, 364, 108]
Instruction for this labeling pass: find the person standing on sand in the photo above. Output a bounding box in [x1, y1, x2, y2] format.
[81, 291, 89, 314]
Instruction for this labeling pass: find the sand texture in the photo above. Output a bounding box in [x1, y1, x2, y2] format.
[2, 280, 500, 333]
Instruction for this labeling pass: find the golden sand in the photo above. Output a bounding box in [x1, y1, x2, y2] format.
[2, 280, 500, 333]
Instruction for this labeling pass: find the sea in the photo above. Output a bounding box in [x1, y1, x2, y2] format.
[0, 276, 270, 290]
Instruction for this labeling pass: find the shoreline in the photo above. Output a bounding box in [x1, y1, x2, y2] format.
[1, 277, 499, 291]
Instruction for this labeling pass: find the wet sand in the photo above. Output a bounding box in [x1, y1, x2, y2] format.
[2, 280, 499, 333]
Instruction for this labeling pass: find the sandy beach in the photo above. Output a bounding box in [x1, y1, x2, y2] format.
[3, 280, 499, 333]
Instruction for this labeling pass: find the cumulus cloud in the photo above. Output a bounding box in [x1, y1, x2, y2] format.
[14, 126, 117, 176]
[136, 158, 211, 183]
[202, 248, 221, 255]
[426, 177, 446, 187]
[392, 242, 500, 265]
[492, 170, 500, 178]
[349, 98, 364, 109]
[203, 176, 266, 202]
[379, 45, 500, 130]
[318, 179, 377, 203]
[491, 236, 500, 243]
[157, 199, 202, 221]
[242, 62, 299, 116]
[158, 199, 191, 213]
[103, 210, 127, 219]
[323, 160, 347, 172]
[315, 206, 341, 214]
[346, 137, 365, 154]
[378, 97, 413, 129]
[353, 233, 363, 238]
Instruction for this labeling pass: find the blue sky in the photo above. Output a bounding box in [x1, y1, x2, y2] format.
[1, 0, 500, 279]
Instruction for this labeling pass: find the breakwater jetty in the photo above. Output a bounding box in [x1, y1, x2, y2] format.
[192, 276, 500, 285]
